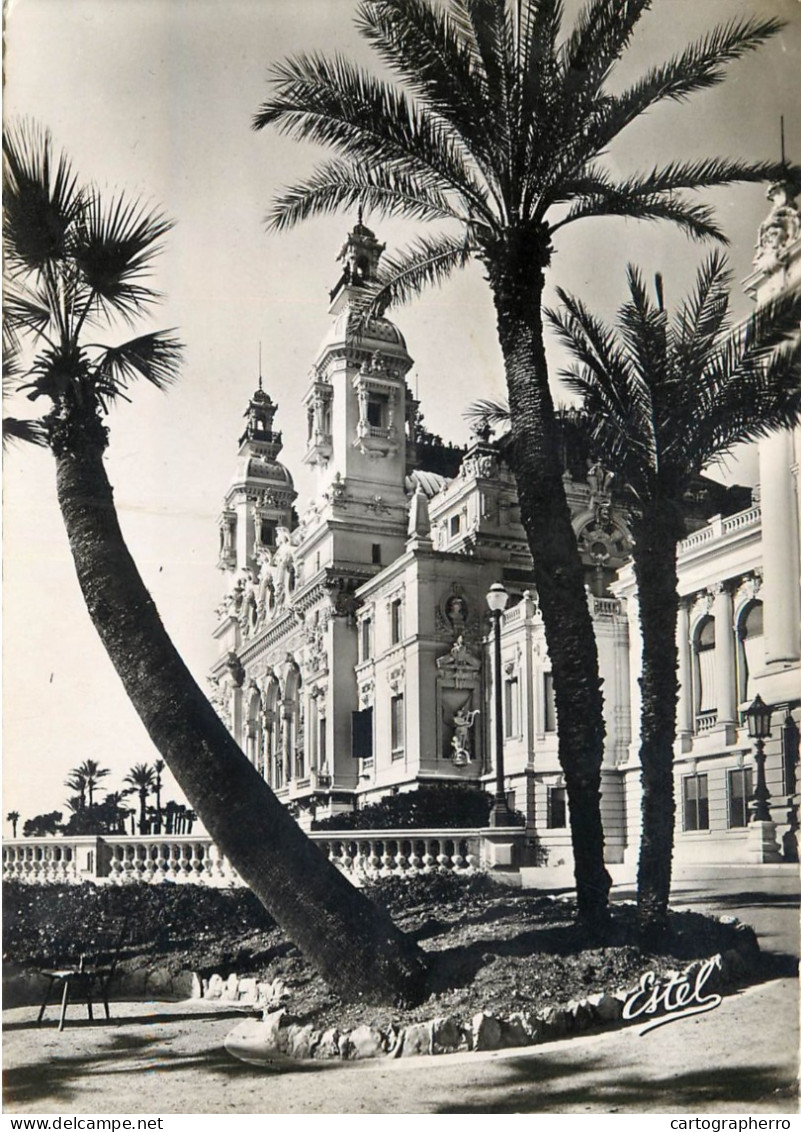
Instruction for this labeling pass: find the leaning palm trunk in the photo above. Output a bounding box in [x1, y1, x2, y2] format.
[487, 238, 611, 921]
[54, 421, 429, 1005]
[631, 504, 683, 938]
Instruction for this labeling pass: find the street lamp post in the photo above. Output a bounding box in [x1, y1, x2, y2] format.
[486, 582, 513, 828]
[745, 694, 773, 823]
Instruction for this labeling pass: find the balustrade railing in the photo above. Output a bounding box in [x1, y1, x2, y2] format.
[3, 827, 495, 886]
[102, 836, 239, 886]
[309, 829, 482, 882]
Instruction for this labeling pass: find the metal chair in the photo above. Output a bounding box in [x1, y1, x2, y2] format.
[36, 915, 129, 1031]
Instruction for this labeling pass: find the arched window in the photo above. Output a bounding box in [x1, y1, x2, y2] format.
[245, 689, 263, 775]
[284, 666, 303, 780]
[737, 600, 764, 704]
[694, 616, 717, 727]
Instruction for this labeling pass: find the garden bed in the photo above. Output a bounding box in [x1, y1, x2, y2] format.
[3, 876, 759, 1043]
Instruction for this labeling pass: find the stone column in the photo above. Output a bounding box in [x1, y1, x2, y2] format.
[759, 429, 801, 664]
[712, 583, 736, 728]
[676, 599, 693, 741]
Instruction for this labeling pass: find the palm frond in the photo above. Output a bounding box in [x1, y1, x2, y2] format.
[254, 52, 495, 225]
[2, 119, 83, 276]
[3, 283, 56, 340]
[561, 0, 651, 98]
[72, 192, 172, 326]
[546, 287, 657, 474]
[356, 232, 474, 317]
[91, 331, 183, 397]
[2, 415, 48, 448]
[268, 159, 466, 232]
[355, 0, 503, 188]
[672, 251, 731, 379]
[552, 188, 726, 243]
[593, 15, 783, 153]
[463, 396, 510, 431]
[679, 330, 801, 467]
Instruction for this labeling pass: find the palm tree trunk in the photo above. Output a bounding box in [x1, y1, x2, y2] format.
[138, 789, 148, 835]
[632, 502, 682, 940]
[486, 231, 611, 924]
[53, 434, 429, 1005]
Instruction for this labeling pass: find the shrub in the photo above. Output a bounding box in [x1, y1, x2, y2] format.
[2, 881, 275, 968]
[312, 782, 524, 831]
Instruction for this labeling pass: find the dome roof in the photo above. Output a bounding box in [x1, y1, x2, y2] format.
[317, 308, 408, 360]
[229, 451, 295, 493]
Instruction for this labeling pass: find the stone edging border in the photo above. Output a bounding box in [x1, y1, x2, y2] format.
[222, 915, 761, 1066]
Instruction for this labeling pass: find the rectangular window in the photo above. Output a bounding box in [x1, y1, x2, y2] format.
[319, 716, 327, 770]
[504, 676, 519, 739]
[390, 598, 402, 645]
[547, 786, 567, 829]
[391, 694, 405, 756]
[371, 543, 382, 565]
[683, 773, 709, 831]
[728, 767, 752, 828]
[543, 672, 557, 733]
[351, 707, 373, 759]
[366, 395, 387, 427]
[449, 514, 461, 537]
[361, 617, 372, 661]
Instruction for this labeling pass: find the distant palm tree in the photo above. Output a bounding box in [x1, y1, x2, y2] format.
[64, 770, 88, 811]
[73, 759, 111, 809]
[255, 0, 787, 924]
[123, 763, 156, 835]
[6, 811, 20, 838]
[546, 252, 801, 936]
[152, 759, 165, 833]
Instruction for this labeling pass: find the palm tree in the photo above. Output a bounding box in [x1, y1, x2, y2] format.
[64, 770, 88, 811]
[123, 763, 156, 834]
[254, 0, 786, 923]
[7, 811, 20, 838]
[73, 759, 111, 809]
[546, 251, 801, 936]
[152, 758, 165, 833]
[3, 121, 427, 1005]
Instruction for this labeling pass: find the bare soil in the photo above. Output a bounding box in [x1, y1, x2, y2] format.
[133, 880, 749, 1033]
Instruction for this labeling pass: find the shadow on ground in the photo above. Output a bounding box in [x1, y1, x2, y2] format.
[434, 1059, 796, 1114]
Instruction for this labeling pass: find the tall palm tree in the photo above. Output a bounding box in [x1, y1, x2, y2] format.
[64, 769, 88, 811]
[123, 763, 156, 834]
[254, 0, 786, 923]
[73, 759, 110, 809]
[152, 758, 165, 833]
[546, 251, 801, 935]
[3, 121, 427, 1005]
[7, 811, 20, 838]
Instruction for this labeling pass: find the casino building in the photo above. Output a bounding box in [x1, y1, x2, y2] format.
[210, 181, 800, 870]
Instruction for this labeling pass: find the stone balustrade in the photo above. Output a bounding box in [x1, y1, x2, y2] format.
[311, 829, 483, 881]
[3, 827, 507, 887]
[102, 836, 239, 886]
[2, 837, 98, 884]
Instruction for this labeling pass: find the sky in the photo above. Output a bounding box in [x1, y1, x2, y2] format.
[3, 0, 800, 827]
